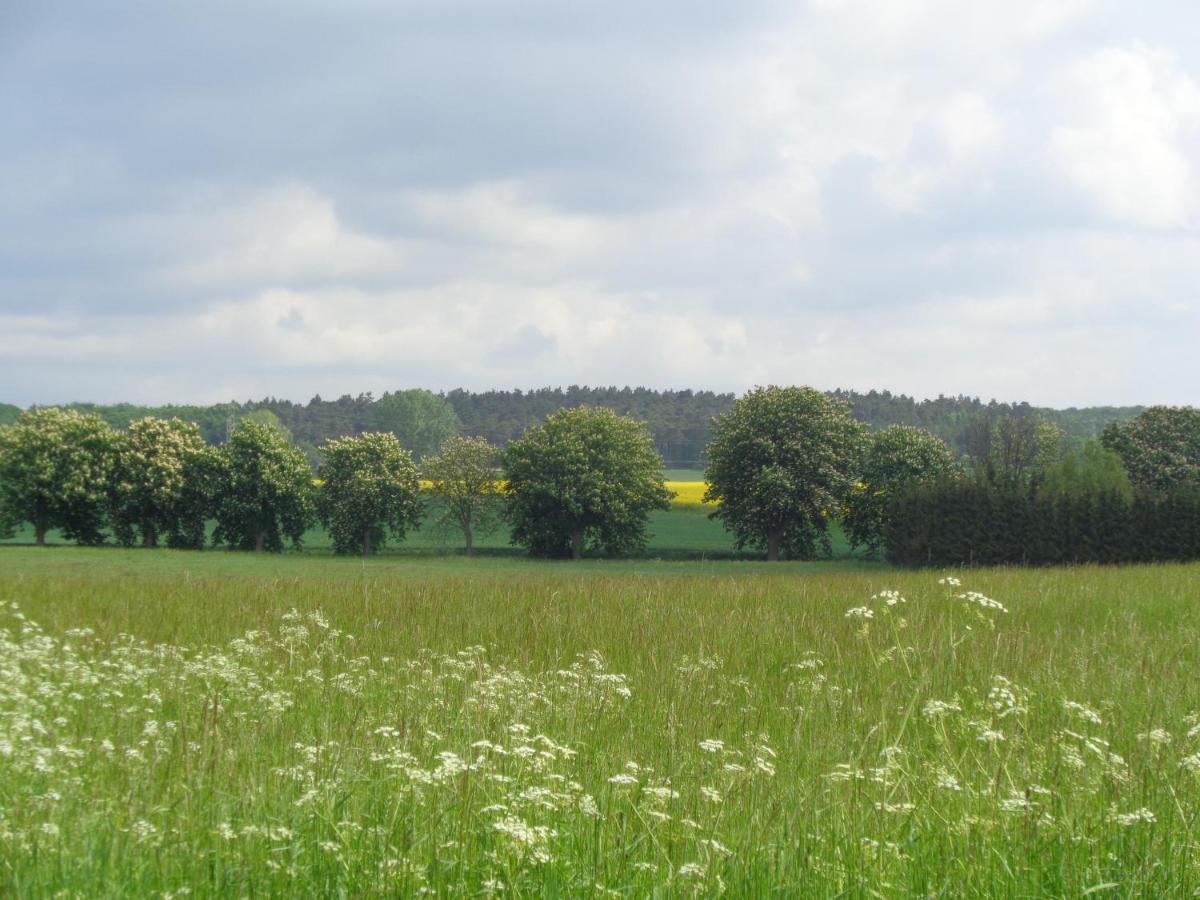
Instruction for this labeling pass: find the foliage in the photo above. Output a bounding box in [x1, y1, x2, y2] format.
[237, 408, 293, 442]
[0, 407, 120, 545]
[1101, 405, 1200, 495]
[374, 389, 461, 461]
[110, 417, 219, 549]
[421, 435, 502, 555]
[38, 389, 1144, 471]
[212, 420, 315, 552]
[0, 403, 20, 426]
[885, 478, 1200, 566]
[1041, 439, 1134, 501]
[317, 432, 423, 555]
[843, 425, 956, 555]
[962, 410, 1064, 491]
[704, 386, 866, 560]
[503, 406, 672, 558]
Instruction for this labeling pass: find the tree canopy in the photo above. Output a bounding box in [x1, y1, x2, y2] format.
[422, 435, 502, 555]
[0, 407, 120, 545]
[111, 417, 219, 549]
[374, 390, 461, 461]
[842, 425, 957, 555]
[704, 386, 866, 560]
[212, 420, 315, 552]
[502, 406, 672, 559]
[317, 432, 422, 555]
[1101, 406, 1200, 495]
[1041, 440, 1134, 501]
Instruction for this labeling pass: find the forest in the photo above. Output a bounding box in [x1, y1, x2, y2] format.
[0, 387, 1143, 469]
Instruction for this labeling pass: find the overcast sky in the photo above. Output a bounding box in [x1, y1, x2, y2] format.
[3, 1, 1198, 408]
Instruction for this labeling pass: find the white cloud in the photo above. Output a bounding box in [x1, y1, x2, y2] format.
[159, 185, 408, 289]
[1051, 45, 1200, 228]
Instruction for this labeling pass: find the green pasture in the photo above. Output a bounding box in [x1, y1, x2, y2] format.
[1, 502, 856, 561]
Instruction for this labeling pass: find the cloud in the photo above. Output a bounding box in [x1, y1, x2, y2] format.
[1051, 45, 1200, 228]
[0, 1, 1198, 409]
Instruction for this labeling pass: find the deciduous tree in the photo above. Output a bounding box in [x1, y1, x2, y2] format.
[843, 425, 956, 556]
[1101, 405, 1200, 494]
[503, 407, 672, 559]
[374, 389, 461, 461]
[317, 432, 423, 555]
[704, 386, 866, 561]
[212, 420, 315, 552]
[0, 407, 120, 545]
[422, 435, 502, 555]
[1041, 440, 1134, 501]
[110, 417, 219, 549]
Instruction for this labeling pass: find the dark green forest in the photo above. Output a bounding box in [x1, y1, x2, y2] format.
[11, 388, 1141, 468]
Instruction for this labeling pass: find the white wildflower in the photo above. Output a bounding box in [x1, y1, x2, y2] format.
[1109, 807, 1156, 827]
[873, 590, 905, 606]
[1062, 700, 1103, 726]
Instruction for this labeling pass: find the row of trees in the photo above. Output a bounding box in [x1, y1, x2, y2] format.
[702, 388, 1199, 563]
[0, 406, 667, 559]
[876, 405, 1200, 566]
[3, 391, 1196, 562]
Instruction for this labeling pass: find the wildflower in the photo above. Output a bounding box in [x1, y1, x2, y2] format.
[844, 606, 874, 620]
[1062, 700, 1103, 726]
[935, 771, 961, 792]
[1137, 728, 1171, 748]
[1109, 807, 1156, 826]
[700, 786, 722, 803]
[492, 816, 555, 864]
[938, 576, 962, 587]
[922, 699, 962, 719]
[701, 838, 732, 856]
[958, 591, 1008, 613]
[699, 739, 725, 753]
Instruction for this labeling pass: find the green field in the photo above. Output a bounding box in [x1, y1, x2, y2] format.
[1, 504, 856, 561]
[2, 547, 1199, 896]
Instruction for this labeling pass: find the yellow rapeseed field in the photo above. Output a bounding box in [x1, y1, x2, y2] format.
[665, 480, 711, 507]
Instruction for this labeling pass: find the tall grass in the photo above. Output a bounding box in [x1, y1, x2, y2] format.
[1, 550, 1199, 895]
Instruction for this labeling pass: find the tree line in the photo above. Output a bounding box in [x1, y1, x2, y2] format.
[3, 387, 1143, 471]
[2, 391, 1194, 563]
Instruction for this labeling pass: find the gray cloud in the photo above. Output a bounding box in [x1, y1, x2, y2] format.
[2, 1, 1199, 407]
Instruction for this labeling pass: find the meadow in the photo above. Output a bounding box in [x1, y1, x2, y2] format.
[0, 475, 854, 561]
[2, 547, 1199, 897]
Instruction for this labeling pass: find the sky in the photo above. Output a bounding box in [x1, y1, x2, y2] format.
[2, 0, 1199, 409]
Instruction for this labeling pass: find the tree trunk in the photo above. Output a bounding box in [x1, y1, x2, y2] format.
[34, 523, 47, 547]
[464, 521, 474, 556]
[363, 527, 373, 556]
[766, 529, 782, 562]
[570, 528, 584, 561]
[255, 530, 265, 553]
[142, 527, 157, 549]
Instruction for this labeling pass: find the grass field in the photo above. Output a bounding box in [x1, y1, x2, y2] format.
[2, 548, 1199, 896]
[1, 502, 856, 561]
